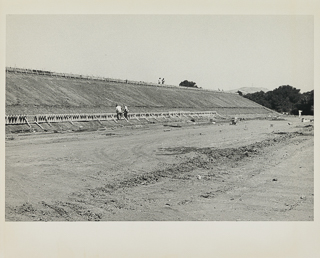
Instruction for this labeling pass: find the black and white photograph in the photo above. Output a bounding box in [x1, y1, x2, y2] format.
[5, 14, 314, 221]
[1, 1, 319, 257]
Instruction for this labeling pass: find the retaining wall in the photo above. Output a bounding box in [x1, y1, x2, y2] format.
[5, 111, 217, 126]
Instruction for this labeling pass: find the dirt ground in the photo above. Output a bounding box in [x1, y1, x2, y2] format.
[5, 116, 314, 221]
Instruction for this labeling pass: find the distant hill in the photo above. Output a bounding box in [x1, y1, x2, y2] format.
[227, 87, 270, 94]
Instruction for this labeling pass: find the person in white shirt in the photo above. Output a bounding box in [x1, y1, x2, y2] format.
[116, 104, 122, 120]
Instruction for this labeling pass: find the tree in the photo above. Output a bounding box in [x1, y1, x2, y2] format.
[243, 85, 311, 114]
[244, 91, 272, 109]
[179, 80, 198, 88]
[293, 90, 314, 115]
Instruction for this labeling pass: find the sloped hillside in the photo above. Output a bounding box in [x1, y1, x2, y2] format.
[6, 69, 273, 116]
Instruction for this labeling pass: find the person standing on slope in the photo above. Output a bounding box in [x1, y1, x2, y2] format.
[123, 105, 129, 120]
[116, 104, 122, 120]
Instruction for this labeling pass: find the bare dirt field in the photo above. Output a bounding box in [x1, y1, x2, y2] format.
[5, 116, 314, 221]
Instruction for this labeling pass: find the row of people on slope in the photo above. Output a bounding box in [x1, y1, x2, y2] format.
[115, 104, 129, 120]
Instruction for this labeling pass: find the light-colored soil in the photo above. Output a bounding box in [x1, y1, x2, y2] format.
[6, 71, 271, 115]
[5, 117, 313, 221]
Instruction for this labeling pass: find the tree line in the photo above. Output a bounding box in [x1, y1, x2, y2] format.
[240, 85, 314, 115]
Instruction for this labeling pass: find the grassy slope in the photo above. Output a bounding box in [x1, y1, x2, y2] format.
[6, 72, 272, 115]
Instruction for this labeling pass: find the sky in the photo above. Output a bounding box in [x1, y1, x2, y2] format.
[6, 15, 314, 92]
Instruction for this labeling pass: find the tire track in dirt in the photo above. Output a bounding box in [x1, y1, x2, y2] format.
[79, 130, 312, 206]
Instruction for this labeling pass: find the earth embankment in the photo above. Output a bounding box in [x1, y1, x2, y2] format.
[6, 69, 273, 115]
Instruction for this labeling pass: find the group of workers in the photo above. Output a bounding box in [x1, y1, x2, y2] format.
[115, 104, 129, 120]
